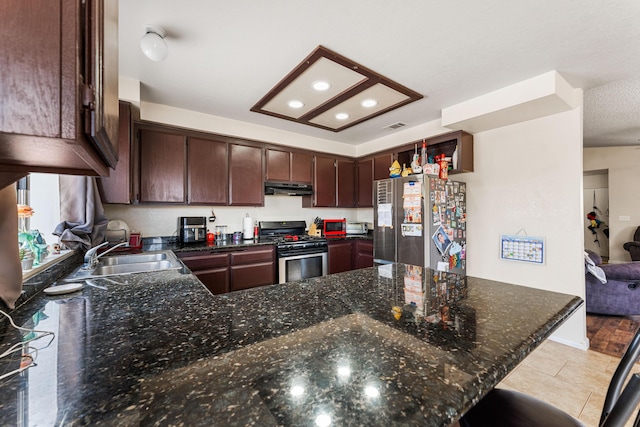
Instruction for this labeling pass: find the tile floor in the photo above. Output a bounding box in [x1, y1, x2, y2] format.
[497, 339, 638, 427]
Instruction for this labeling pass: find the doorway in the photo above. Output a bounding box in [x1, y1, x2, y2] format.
[583, 170, 609, 260]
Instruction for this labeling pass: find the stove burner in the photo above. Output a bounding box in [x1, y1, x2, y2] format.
[283, 235, 299, 242]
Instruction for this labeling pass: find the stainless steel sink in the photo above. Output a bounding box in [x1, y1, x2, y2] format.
[99, 252, 168, 266]
[63, 250, 183, 282]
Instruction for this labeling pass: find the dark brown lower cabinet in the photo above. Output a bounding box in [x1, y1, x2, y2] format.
[177, 251, 230, 295]
[328, 239, 373, 274]
[178, 246, 275, 295]
[353, 240, 374, 269]
[328, 241, 353, 274]
[230, 246, 276, 291]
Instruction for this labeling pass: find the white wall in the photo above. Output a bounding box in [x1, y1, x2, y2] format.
[584, 147, 640, 262]
[104, 196, 364, 238]
[461, 106, 587, 348]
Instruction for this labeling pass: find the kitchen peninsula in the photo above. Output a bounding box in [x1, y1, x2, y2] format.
[0, 262, 581, 426]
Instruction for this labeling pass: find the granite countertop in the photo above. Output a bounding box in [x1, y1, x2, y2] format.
[0, 261, 582, 426]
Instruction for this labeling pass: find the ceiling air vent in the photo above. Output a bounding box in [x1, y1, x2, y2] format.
[383, 122, 406, 130]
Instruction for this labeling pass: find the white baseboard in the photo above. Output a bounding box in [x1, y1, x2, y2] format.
[549, 333, 590, 351]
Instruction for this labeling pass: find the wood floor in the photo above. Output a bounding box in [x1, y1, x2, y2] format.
[586, 314, 640, 358]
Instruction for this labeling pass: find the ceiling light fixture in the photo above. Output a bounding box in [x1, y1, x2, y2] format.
[288, 100, 304, 109]
[312, 80, 331, 91]
[140, 25, 168, 62]
[361, 99, 378, 108]
[251, 46, 423, 132]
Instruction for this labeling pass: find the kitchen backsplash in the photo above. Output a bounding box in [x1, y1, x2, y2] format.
[104, 196, 373, 238]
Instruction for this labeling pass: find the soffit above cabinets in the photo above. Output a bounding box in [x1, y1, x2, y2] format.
[251, 46, 423, 132]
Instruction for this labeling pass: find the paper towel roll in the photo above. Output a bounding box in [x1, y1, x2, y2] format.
[243, 216, 253, 239]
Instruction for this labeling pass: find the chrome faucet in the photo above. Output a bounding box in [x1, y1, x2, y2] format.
[83, 241, 129, 269]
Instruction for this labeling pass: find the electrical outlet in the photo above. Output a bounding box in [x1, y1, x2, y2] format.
[619, 215, 631, 221]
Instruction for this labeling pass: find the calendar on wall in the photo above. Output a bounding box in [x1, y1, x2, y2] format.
[500, 234, 545, 264]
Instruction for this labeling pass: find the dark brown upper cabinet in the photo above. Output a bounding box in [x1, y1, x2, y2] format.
[98, 101, 133, 204]
[265, 148, 312, 184]
[425, 130, 474, 173]
[304, 155, 336, 207]
[229, 143, 264, 206]
[138, 129, 187, 203]
[0, 0, 119, 190]
[265, 148, 290, 182]
[291, 152, 313, 184]
[336, 159, 355, 207]
[303, 155, 355, 208]
[394, 131, 474, 175]
[188, 137, 228, 205]
[374, 153, 394, 180]
[356, 158, 373, 208]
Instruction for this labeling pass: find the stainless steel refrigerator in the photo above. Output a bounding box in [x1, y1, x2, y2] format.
[373, 174, 467, 274]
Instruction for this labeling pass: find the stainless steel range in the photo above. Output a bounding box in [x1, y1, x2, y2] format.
[259, 220, 328, 284]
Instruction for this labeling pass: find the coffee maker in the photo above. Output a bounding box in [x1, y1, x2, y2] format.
[178, 217, 206, 244]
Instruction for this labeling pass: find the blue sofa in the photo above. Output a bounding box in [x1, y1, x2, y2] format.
[585, 250, 640, 315]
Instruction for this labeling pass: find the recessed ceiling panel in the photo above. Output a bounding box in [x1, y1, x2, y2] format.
[309, 83, 411, 130]
[261, 57, 366, 118]
[251, 46, 423, 132]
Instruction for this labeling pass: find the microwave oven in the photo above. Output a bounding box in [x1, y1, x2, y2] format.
[323, 218, 346, 236]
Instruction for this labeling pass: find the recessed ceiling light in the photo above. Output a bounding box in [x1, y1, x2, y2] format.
[312, 80, 331, 91]
[335, 112, 349, 120]
[361, 99, 377, 108]
[288, 100, 304, 109]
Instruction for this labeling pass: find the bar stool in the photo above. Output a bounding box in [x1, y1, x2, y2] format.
[460, 328, 640, 427]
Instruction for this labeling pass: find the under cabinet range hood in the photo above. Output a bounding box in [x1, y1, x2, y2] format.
[264, 182, 313, 196]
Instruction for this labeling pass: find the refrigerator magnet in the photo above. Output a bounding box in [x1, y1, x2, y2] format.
[432, 225, 451, 255]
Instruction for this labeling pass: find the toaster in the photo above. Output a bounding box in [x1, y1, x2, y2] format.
[346, 222, 368, 235]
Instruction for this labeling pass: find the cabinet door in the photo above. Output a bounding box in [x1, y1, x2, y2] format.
[328, 241, 353, 274]
[374, 154, 393, 180]
[230, 263, 275, 291]
[354, 240, 374, 269]
[337, 159, 355, 207]
[195, 268, 230, 295]
[0, 0, 117, 188]
[188, 137, 228, 204]
[313, 155, 337, 207]
[356, 158, 373, 207]
[84, 0, 119, 168]
[139, 129, 187, 203]
[177, 252, 230, 294]
[229, 144, 263, 206]
[98, 101, 132, 204]
[229, 246, 276, 290]
[291, 151, 312, 184]
[265, 148, 290, 182]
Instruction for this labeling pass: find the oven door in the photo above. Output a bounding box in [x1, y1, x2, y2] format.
[278, 251, 328, 284]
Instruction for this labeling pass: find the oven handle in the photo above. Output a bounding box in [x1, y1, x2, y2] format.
[278, 251, 326, 261]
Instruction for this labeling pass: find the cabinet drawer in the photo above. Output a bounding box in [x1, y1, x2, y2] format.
[230, 263, 275, 291]
[178, 252, 229, 271]
[230, 247, 274, 265]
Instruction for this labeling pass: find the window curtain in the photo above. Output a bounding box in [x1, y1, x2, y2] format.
[53, 176, 108, 251]
[0, 183, 23, 309]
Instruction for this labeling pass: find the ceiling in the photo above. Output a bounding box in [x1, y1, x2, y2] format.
[118, 1, 640, 148]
